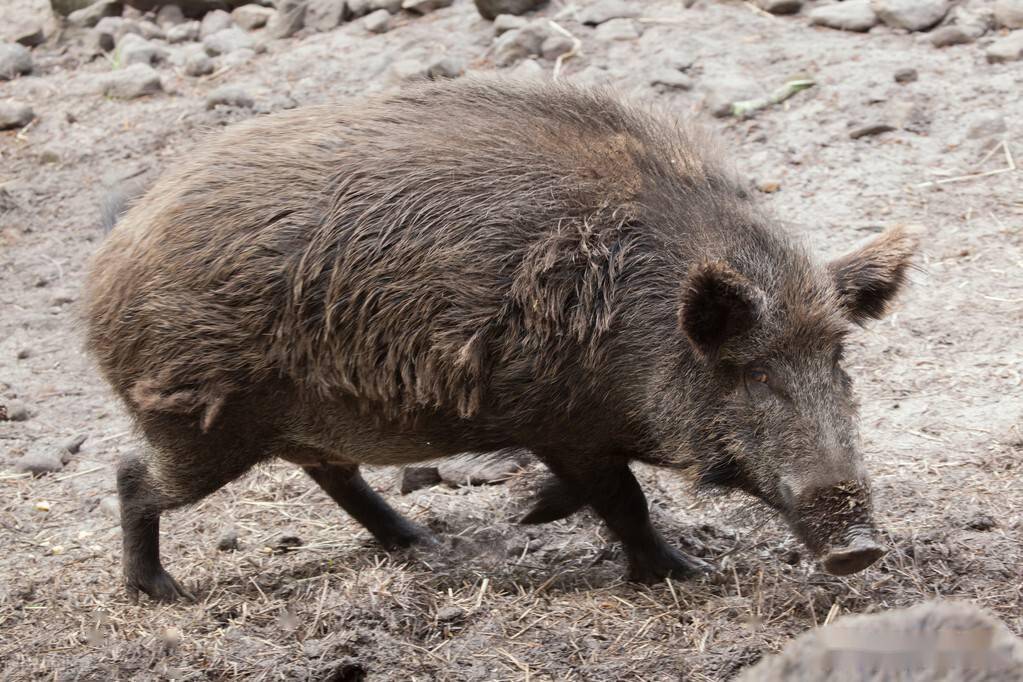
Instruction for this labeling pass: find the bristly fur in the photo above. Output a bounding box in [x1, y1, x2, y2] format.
[84, 77, 755, 427]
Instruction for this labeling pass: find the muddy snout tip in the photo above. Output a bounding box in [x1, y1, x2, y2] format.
[821, 541, 885, 576]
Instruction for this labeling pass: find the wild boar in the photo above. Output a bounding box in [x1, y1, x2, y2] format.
[84, 77, 918, 602]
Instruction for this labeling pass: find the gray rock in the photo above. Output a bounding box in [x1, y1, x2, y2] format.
[929, 25, 974, 46]
[203, 27, 256, 55]
[493, 13, 528, 34]
[118, 33, 168, 66]
[199, 9, 234, 39]
[737, 601, 1023, 682]
[849, 122, 896, 139]
[0, 43, 33, 80]
[426, 55, 464, 79]
[266, 0, 306, 38]
[138, 21, 166, 39]
[494, 21, 549, 66]
[347, 0, 372, 16]
[363, 8, 391, 31]
[206, 84, 255, 108]
[13, 448, 64, 476]
[371, 0, 402, 10]
[473, 0, 546, 20]
[756, 0, 802, 15]
[50, 0, 103, 16]
[893, 67, 918, 82]
[703, 75, 761, 117]
[995, 0, 1023, 28]
[15, 27, 46, 48]
[594, 18, 641, 40]
[91, 17, 138, 52]
[872, 0, 949, 31]
[232, 4, 274, 30]
[220, 47, 256, 67]
[663, 47, 696, 71]
[67, 0, 123, 28]
[510, 57, 544, 77]
[399, 466, 442, 494]
[578, 0, 639, 25]
[183, 50, 214, 75]
[305, 0, 348, 31]
[986, 30, 1023, 62]
[166, 20, 200, 43]
[966, 114, 1007, 139]
[438, 449, 530, 487]
[540, 34, 574, 59]
[98, 63, 163, 98]
[808, 0, 878, 31]
[402, 0, 454, 12]
[389, 57, 429, 82]
[0, 101, 35, 130]
[217, 528, 240, 551]
[1, 399, 31, 422]
[436, 606, 465, 622]
[650, 68, 694, 92]
[98, 495, 121, 519]
[156, 4, 187, 27]
[62, 434, 88, 455]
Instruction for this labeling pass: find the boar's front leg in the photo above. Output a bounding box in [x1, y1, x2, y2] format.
[532, 454, 712, 583]
[303, 463, 434, 549]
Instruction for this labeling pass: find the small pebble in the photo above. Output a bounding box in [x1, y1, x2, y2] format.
[200, 9, 234, 39]
[16, 348, 31, 360]
[2, 399, 31, 422]
[217, 528, 241, 551]
[0, 101, 34, 131]
[14, 449, 64, 476]
[270, 533, 303, 554]
[363, 9, 392, 33]
[493, 13, 529, 34]
[206, 85, 255, 109]
[436, 606, 465, 622]
[849, 122, 896, 140]
[402, 0, 455, 13]
[62, 434, 88, 455]
[893, 67, 918, 83]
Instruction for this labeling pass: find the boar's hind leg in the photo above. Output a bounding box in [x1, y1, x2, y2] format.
[540, 456, 712, 583]
[303, 463, 432, 549]
[117, 449, 245, 604]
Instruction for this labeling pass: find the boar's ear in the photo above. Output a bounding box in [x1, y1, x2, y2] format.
[679, 261, 762, 359]
[828, 224, 921, 325]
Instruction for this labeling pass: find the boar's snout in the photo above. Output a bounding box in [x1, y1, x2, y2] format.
[821, 533, 885, 576]
[787, 481, 886, 576]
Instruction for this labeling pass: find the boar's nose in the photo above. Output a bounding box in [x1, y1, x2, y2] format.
[821, 535, 885, 576]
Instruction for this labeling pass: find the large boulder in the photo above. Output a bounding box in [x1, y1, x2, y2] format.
[738, 601, 1023, 681]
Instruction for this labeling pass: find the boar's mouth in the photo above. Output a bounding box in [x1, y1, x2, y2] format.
[787, 481, 886, 576]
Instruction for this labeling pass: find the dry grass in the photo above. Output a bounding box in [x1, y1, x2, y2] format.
[2, 417, 1021, 681]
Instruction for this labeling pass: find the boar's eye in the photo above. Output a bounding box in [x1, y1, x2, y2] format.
[747, 368, 769, 384]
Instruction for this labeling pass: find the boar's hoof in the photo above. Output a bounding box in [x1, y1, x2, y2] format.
[126, 567, 196, 603]
[628, 545, 713, 584]
[821, 541, 885, 576]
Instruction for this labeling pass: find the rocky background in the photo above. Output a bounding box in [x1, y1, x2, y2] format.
[1, 0, 1022, 680]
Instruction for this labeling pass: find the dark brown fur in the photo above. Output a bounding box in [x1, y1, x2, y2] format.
[84, 77, 918, 602]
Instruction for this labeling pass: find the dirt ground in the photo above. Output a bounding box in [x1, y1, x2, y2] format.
[1, 0, 1021, 679]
